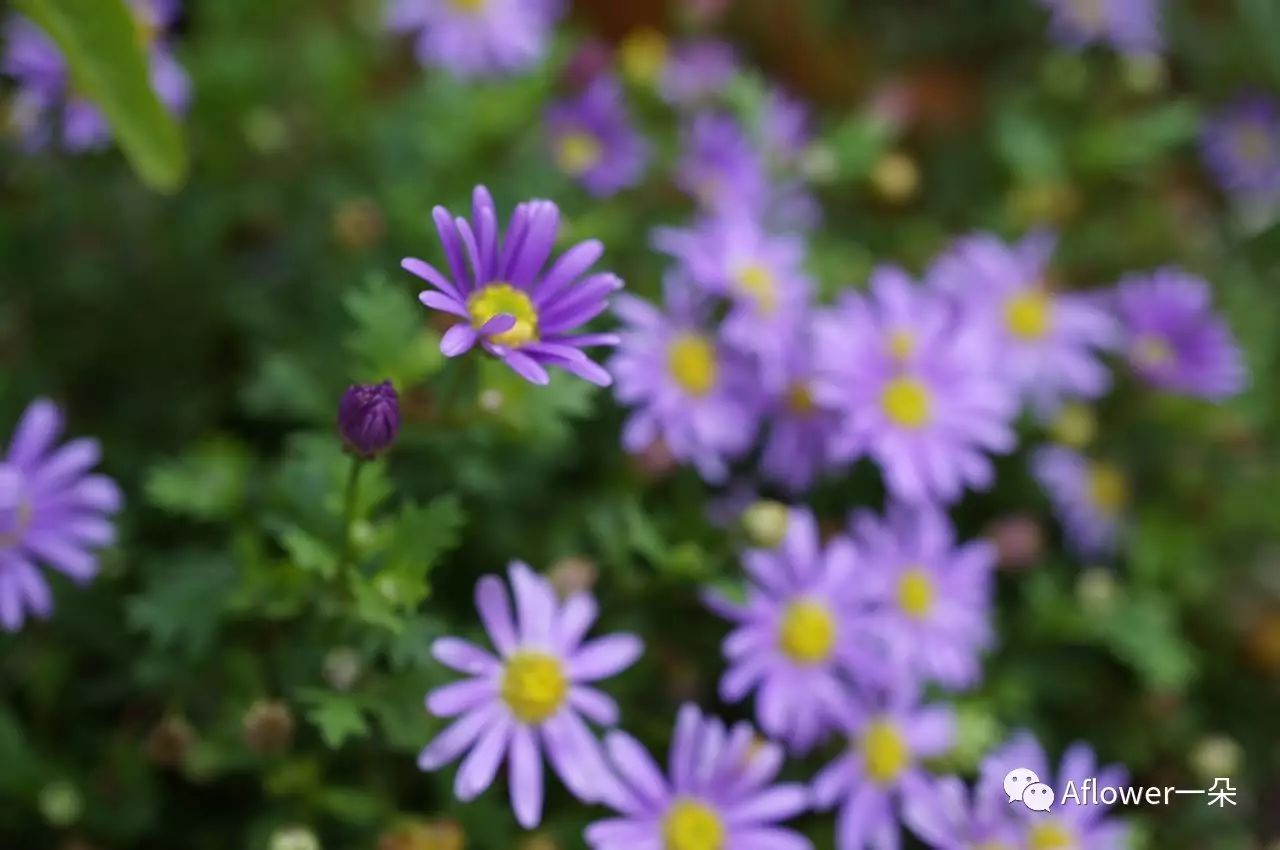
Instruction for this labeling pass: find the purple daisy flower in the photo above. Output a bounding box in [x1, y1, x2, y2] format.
[848, 503, 996, 691]
[928, 231, 1120, 415]
[403, 185, 623, 387]
[1036, 0, 1162, 55]
[811, 684, 955, 850]
[386, 0, 562, 79]
[675, 112, 771, 217]
[659, 38, 739, 108]
[814, 265, 1018, 506]
[1202, 94, 1280, 200]
[1, 399, 123, 632]
[585, 703, 813, 850]
[761, 86, 813, 168]
[419, 561, 643, 828]
[1032, 446, 1129, 557]
[902, 775, 1022, 850]
[1114, 268, 1246, 399]
[3, 1, 189, 152]
[702, 508, 865, 754]
[653, 213, 812, 386]
[609, 284, 761, 483]
[544, 75, 650, 198]
[759, 336, 843, 493]
[977, 732, 1130, 850]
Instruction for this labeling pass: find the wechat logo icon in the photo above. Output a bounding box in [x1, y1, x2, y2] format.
[1004, 768, 1055, 812]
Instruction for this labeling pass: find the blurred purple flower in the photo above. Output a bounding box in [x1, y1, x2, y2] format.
[659, 38, 738, 108]
[928, 231, 1119, 415]
[1032, 446, 1129, 557]
[849, 503, 996, 691]
[545, 75, 649, 198]
[403, 185, 622, 387]
[814, 265, 1018, 505]
[419, 561, 643, 828]
[585, 703, 813, 850]
[759, 336, 843, 493]
[978, 732, 1130, 850]
[2, 1, 189, 152]
[811, 684, 955, 850]
[1114, 268, 1246, 399]
[903, 775, 1022, 850]
[609, 285, 761, 483]
[703, 508, 865, 754]
[1201, 94, 1280, 201]
[1036, 0, 1162, 55]
[762, 86, 813, 167]
[337, 381, 400, 458]
[1, 399, 123, 632]
[387, 0, 562, 79]
[675, 112, 770, 214]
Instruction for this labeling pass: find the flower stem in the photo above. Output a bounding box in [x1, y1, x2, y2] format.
[337, 456, 366, 580]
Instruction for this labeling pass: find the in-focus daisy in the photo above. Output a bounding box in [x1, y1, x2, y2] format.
[814, 265, 1018, 505]
[1, 399, 123, 632]
[585, 703, 813, 850]
[928, 231, 1119, 414]
[419, 561, 643, 827]
[903, 775, 1022, 850]
[609, 284, 761, 483]
[811, 684, 955, 850]
[1032, 446, 1129, 557]
[403, 185, 623, 387]
[545, 75, 650, 198]
[703, 508, 865, 754]
[1114, 268, 1246, 399]
[759, 336, 843, 493]
[659, 38, 738, 108]
[978, 732, 1130, 850]
[675, 112, 770, 216]
[849, 503, 996, 691]
[1035, 0, 1162, 55]
[387, 0, 562, 79]
[1202, 94, 1280, 201]
[654, 213, 812, 385]
[2, 1, 189, 152]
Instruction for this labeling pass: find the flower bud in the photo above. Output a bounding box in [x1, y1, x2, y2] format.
[146, 714, 195, 769]
[377, 820, 465, 850]
[548, 556, 598, 599]
[38, 781, 82, 827]
[985, 514, 1045, 570]
[243, 699, 296, 756]
[270, 827, 320, 850]
[870, 151, 920, 204]
[323, 646, 364, 692]
[742, 500, 790, 549]
[338, 381, 400, 458]
[1190, 734, 1242, 782]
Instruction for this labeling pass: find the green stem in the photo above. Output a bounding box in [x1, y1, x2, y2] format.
[337, 456, 365, 581]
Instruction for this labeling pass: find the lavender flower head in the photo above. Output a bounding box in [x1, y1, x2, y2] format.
[978, 732, 1130, 850]
[338, 381, 400, 458]
[1, 399, 123, 632]
[703, 508, 864, 754]
[928, 231, 1120, 415]
[585, 703, 813, 850]
[759, 335, 844, 493]
[761, 86, 813, 168]
[675, 112, 771, 216]
[849, 503, 996, 692]
[814, 265, 1019, 505]
[811, 684, 955, 850]
[1202, 94, 1280, 201]
[3, 0, 189, 152]
[659, 38, 739, 108]
[1032, 446, 1129, 557]
[609, 283, 761, 483]
[1036, 0, 1162, 55]
[404, 185, 623, 387]
[903, 775, 1022, 850]
[1114, 268, 1246, 399]
[387, 0, 563, 79]
[545, 75, 650, 198]
[419, 561, 643, 827]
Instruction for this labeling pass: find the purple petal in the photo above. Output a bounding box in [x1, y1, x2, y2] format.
[503, 350, 551, 386]
[569, 634, 643, 682]
[441, 324, 479, 357]
[418, 705, 497, 771]
[475, 575, 518, 655]
[455, 715, 512, 801]
[509, 724, 544, 827]
[433, 637, 500, 675]
[427, 679, 497, 718]
[7, 398, 63, 467]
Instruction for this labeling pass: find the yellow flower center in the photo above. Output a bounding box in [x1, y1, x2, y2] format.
[777, 599, 837, 665]
[1005, 290, 1053, 341]
[1050, 402, 1097, 449]
[887, 330, 916, 361]
[860, 719, 910, 785]
[1028, 820, 1079, 850]
[667, 333, 718, 397]
[467, 283, 539, 348]
[500, 652, 568, 724]
[896, 568, 935, 620]
[662, 799, 725, 850]
[881, 377, 932, 428]
[555, 131, 603, 176]
[620, 28, 669, 87]
[449, 0, 487, 12]
[1131, 334, 1173, 369]
[786, 382, 816, 416]
[734, 264, 778, 314]
[1088, 463, 1129, 516]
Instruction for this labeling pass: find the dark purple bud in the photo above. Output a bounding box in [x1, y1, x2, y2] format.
[338, 381, 399, 458]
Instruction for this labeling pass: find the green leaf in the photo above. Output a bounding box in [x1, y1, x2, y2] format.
[15, 0, 187, 191]
[344, 274, 444, 385]
[297, 689, 369, 749]
[145, 438, 253, 521]
[126, 553, 236, 656]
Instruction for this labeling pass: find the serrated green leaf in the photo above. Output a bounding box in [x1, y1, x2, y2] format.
[145, 438, 252, 521]
[297, 689, 369, 750]
[344, 274, 444, 385]
[15, 0, 187, 191]
[126, 553, 235, 656]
